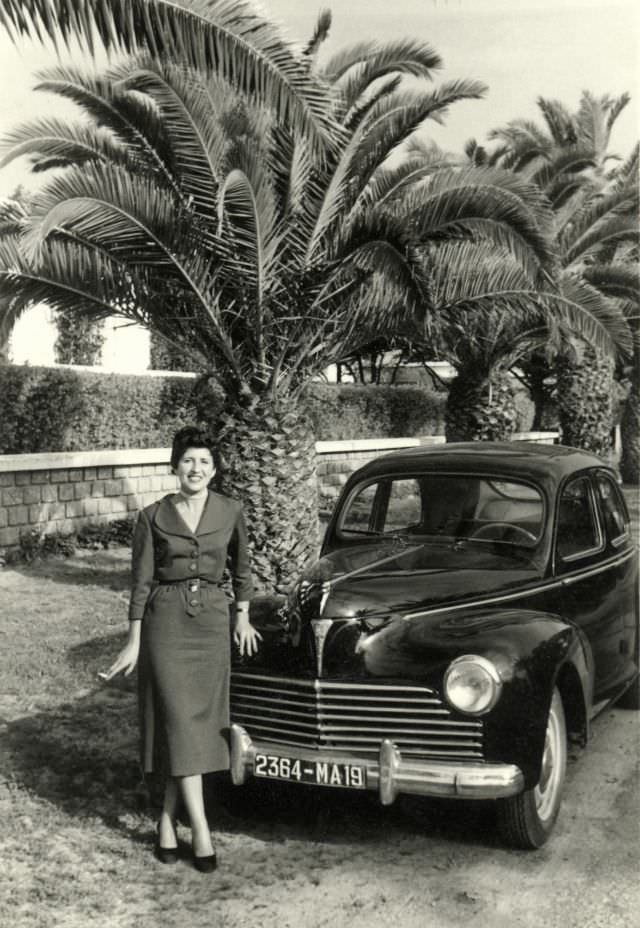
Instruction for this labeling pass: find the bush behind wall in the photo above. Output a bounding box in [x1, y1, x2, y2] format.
[0, 366, 447, 453]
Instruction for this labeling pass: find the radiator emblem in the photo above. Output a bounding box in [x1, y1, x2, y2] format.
[311, 618, 333, 677]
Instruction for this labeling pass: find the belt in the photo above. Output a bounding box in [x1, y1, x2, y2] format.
[156, 578, 224, 591]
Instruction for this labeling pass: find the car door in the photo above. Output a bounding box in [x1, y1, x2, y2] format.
[555, 471, 625, 699]
[593, 470, 638, 687]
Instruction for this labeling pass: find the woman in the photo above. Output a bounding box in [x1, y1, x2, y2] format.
[104, 426, 261, 872]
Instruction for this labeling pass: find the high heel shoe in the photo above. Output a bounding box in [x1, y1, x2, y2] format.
[154, 822, 179, 865]
[193, 849, 217, 873]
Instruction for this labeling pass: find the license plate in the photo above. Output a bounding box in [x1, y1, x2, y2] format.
[254, 753, 366, 789]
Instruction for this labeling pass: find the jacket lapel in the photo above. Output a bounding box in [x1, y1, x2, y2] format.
[196, 491, 230, 537]
[152, 495, 193, 539]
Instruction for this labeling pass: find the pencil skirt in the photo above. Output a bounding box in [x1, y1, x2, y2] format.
[138, 583, 231, 777]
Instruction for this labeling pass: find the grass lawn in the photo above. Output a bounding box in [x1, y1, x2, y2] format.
[0, 487, 637, 927]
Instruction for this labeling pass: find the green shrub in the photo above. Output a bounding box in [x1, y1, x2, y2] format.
[0, 367, 447, 453]
[304, 383, 446, 440]
[0, 365, 223, 453]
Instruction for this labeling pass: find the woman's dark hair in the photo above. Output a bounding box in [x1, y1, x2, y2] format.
[170, 426, 217, 471]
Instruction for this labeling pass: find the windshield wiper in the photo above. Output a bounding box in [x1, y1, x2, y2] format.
[342, 528, 409, 544]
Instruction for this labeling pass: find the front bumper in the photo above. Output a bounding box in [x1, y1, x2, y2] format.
[230, 723, 524, 804]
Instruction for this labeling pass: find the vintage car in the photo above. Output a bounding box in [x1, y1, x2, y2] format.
[229, 442, 639, 848]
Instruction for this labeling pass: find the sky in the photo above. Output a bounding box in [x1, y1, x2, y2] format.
[0, 0, 638, 200]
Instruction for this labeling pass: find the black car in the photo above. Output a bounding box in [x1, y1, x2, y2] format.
[230, 442, 639, 848]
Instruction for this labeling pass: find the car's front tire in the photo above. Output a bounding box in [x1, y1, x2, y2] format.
[497, 687, 567, 849]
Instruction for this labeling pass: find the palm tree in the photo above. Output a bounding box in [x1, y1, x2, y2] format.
[479, 98, 638, 454]
[425, 237, 630, 442]
[0, 3, 558, 590]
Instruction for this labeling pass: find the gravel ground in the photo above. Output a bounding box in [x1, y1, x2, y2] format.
[1, 484, 638, 928]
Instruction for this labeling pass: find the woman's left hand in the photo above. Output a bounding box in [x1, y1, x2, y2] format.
[233, 613, 262, 657]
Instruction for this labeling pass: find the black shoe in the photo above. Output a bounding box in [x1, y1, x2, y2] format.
[193, 849, 217, 873]
[154, 823, 179, 865]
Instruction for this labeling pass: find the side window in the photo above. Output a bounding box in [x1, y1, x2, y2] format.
[596, 474, 630, 545]
[340, 482, 378, 535]
[384, 479, 422, 531]
[556, 476, 602, 561]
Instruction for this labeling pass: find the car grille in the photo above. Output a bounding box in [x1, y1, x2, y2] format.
[230, 673, 484, 761]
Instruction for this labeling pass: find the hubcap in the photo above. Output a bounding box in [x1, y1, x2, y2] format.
[534, 699, 564, 822]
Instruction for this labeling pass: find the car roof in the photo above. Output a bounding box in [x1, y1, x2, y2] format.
[351, 441, 610, 487]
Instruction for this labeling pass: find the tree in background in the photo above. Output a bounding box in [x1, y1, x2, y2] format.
[0, 2, 558, 590]
[0, 186, 106, 365]
[476, 96, 638, 456]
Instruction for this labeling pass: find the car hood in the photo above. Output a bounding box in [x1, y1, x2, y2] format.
[239, 539, 546, 682]
[300, 539, 541, 619]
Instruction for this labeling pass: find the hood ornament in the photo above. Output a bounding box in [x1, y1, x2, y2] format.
[310, 618, 333, 677]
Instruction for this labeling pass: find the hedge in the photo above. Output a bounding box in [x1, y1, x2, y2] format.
[0, 366, 446, 453]
[0, 366, 208, 453]
[304, 383, 446, 440]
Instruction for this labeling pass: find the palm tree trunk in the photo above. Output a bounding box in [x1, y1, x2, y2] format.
[555, 345, 614, 458]
[619, 339, 640, 483]
[445, 367, 518, 442]
[215, 394, 319, 593]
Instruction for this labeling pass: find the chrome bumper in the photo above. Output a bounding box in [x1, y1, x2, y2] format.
[230, 724, 524, 804]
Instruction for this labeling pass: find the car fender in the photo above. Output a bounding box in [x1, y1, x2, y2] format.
[428, 607, 593, 788]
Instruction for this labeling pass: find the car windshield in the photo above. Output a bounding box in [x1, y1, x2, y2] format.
[338, 474, 544, 548]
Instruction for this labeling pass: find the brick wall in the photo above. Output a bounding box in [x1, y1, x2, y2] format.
[0, 433, 558, 552]
[0, 449, 178, 550]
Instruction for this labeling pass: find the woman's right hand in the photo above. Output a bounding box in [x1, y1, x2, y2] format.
[103, 638, 140, 679]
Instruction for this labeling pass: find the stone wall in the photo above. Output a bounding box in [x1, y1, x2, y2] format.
[0, 433, 558, 552]
[0, 448, 178, 550]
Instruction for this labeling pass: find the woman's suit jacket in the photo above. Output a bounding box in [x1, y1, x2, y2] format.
[128, 490, 254, 621]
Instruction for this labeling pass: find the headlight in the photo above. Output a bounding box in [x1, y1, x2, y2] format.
[444, 655, 502, 715]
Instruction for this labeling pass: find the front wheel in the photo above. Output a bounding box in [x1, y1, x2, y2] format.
[497, 687, 567, 849]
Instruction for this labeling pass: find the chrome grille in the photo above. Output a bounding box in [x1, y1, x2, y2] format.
[230, 673, 484, 760]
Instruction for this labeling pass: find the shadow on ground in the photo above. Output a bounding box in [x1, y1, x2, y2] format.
[1, 666, 499, 852]
[10, 548, 131, 593]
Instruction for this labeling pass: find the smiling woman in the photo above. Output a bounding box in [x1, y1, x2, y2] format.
[103, 425, 261, 873]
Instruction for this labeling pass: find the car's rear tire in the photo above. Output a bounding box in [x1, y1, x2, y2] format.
[497, 687, 567, 849]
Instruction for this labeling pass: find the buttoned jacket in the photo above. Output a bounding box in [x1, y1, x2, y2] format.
[128, 491, 253, 621]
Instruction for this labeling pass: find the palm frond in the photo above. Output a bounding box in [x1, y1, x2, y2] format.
[582, 264, 640, 308]
[34, 66, 180, 193]
[115, 59, 226, 224]
[544, 273, 632, 356]
[216, 165, 280, 337]
[563, 213, 639, 267]
[354, 150, 452, 215]
[303, 8, 332, 58]
[0, 117, 131, 172]
[341, 74, 401, 132]
[23, 162, 183, 263]
[321, 37, 442, 84]
[0, 233, 136, 323]
[403, 167, 556, 275]
[488, 119, 551, 152]
[0, 0, 338, 154]
[0, 197, 28, 237]
[307, 81, 486, 260]
[529, 144, 596, 193]
[537, 97, 578, 146]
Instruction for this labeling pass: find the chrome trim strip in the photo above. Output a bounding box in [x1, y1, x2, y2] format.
[232, 672, 439, 695]
[402, 548, 637, 620]
[230, 724, 522, 800]
[560, 548, 637, 585]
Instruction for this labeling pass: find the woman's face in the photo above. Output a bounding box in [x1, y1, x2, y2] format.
[175, 446, 215, 496]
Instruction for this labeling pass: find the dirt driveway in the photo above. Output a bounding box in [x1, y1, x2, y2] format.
[198, 706, 638, 928]
[1, 546, 638, 928]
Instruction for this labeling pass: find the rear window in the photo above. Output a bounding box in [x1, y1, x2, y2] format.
[338, 474, 544, 546]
